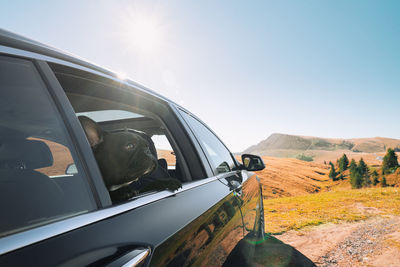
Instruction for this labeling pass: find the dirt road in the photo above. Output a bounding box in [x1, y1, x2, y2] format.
[275, 216, 400, 266]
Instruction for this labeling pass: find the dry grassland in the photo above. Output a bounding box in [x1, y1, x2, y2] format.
[254, 156, 400, 234]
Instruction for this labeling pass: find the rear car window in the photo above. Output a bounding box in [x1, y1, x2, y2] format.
[0, 56, 96, 237]
[49, 63, 187, 203]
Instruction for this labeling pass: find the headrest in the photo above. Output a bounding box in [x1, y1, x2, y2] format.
[0, 139, 53, 169]
[158, 158, 168, 170]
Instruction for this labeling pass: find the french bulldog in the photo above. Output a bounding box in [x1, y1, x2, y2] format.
[79, 116, 181, 203]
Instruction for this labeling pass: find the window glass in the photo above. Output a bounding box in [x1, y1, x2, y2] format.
[179, 110, 236, 175]
[0, 56, 96, 237]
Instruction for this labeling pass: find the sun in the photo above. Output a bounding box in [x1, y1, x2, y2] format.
[120, 12, 165, 56]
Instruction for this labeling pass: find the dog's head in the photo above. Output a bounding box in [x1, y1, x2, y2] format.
[78, 116, 157, 191]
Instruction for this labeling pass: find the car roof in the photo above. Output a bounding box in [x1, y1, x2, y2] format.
[0, 28, 179, 106]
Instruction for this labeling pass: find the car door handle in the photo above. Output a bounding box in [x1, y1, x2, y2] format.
[229, 180, 241, 190]
[107, 247, 151, 267]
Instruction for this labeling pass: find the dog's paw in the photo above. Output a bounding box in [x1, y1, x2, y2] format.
[139, 178, 182, 193]
[109, 186, 138, 204]
[163, 178, 183, 191]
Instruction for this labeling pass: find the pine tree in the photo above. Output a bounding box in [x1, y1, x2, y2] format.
[338, 153, 349, 173]
[357, 158, 369, 187]
[382, 148, 399, 174]
[349, 159, 359, 188]
[344, 154, 349, 169]
[351, 170, 363, 189]
[372, 170, 379, 186]
[349, 159, 357, 186]
[363, 171, 371, 187]
[329, 162, 337, 181]
[349, 159, 356, 173]
[358, 158, 368, 177]
[381, 176, 388, 187]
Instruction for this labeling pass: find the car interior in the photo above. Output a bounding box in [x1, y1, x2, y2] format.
[50, 63, 189, 199]
[77, 109, 186, 188]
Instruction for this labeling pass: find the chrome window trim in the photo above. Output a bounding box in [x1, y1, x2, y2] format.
[0, 174, 227, 256]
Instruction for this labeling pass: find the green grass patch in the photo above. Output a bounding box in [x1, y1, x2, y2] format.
[263, 187, 400, 234]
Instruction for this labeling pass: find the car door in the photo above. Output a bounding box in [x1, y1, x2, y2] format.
[0, 54, 257, 267]
[176, 107, 266, 266]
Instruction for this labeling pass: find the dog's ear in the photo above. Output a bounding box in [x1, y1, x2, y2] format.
[78, 116, 104, 148]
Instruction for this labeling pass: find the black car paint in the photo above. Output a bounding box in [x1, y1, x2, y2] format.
[1, 178, 245, 266]
[0, 30, 267, 266]
[149, 171, 265, 266]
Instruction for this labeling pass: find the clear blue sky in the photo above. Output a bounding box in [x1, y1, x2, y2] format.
[2, 0, 400, 152]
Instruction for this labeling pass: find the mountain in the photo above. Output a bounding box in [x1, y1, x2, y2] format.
[243, 133, 400, 162]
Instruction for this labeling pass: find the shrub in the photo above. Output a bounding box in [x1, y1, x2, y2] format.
[296, 154, 313, 162]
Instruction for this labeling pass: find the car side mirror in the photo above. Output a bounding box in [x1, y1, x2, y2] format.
[241, 154, 265, 171]
[65, 163, 78, 175]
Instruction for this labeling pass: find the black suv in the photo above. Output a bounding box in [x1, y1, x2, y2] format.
[0, 29, 271, 266]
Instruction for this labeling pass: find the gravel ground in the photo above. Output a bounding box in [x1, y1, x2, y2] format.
[318, 217, 400, 267]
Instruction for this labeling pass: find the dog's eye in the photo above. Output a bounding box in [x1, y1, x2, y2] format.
[124, 143, 135, 150]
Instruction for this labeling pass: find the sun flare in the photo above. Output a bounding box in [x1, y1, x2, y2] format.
[120, 12, 165, 56]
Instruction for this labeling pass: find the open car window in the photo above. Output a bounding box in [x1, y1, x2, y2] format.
[76, 110, 178, 172]
[49, 63, 186, 203]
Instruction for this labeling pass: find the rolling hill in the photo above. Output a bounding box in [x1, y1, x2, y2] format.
[243, 133, 400, 165]
[254, 156, 332, 198]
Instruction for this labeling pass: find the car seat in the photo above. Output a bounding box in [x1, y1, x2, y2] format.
[0, 139, 64, 235]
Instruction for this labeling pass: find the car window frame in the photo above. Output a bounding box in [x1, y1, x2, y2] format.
[0, 54, 101, 234]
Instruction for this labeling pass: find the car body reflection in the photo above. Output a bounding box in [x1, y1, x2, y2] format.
[149, 170, 263, 266]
